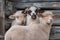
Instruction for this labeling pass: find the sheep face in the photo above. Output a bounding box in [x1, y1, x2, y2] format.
[26, 6, 40, 19]
[41, 15, 53, 25]
[9, 11, 26, 24]
[38, 11, 54, 25]
[15, 14, 26, 23]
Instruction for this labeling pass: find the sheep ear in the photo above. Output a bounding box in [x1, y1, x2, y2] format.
[22, 7, 29, 14]
[37, 8, 40, 13]
[37, 8, 45, 13]
[37, 7, 40, 10]
[9, 15, 15, 19]
[52, 14, 60, 18]
[37, 13, 43, 17]
[42, 13, 48, 17]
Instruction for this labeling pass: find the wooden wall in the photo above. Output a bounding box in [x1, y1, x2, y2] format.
[0, 0, 5, 40]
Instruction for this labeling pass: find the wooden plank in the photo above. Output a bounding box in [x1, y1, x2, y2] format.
[13, 2, 60, 9]
[52, 23, 60, 26]
[0, 0, 5, 35]
[0, 35, 4, 38]
[7, 0, 60, 2]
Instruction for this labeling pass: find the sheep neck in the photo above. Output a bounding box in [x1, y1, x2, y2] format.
[27, 15, 39, 25]
[15, 18, 24, 26]
[40, 22, 52, 27]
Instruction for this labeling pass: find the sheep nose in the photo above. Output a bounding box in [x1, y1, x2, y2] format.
[31, 14, 36, 19]
[47, 23, 50, 25]
[47, 20, 52, 25]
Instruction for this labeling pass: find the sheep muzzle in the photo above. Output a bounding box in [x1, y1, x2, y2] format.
[31, 14, 36, 19]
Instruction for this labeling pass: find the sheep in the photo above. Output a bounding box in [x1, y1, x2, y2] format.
[37, 11, 57, 40]
[4, 10, 27, 40]
[24, 6, 48, 40]
[9, 10, 26, 26]
[38, 11, 54, 25]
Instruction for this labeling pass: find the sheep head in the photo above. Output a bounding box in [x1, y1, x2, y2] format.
[9, 11, 26, 19]
[25, 6, 41, 20]
[9, 10, 27, 25]
[37, 11, 55, 25]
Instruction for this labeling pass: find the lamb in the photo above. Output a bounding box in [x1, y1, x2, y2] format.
[4, 10, 27, 40]
[9, 10, 26, 26]
[37, 11, 57, 40]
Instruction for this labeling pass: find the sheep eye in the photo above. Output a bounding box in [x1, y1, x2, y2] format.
[39, 10, 45, 13]
[22, 10, 27, 14]
[35, 9, 41, 14]
[27, 10, 32, 15]
[16, 16, 19, 18]
[35, 9, 39, 13]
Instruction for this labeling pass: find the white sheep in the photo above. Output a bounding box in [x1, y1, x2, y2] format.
[37, 11, 56, 40]
[4, 10, 27, 40]
[9, 10, 26, 26]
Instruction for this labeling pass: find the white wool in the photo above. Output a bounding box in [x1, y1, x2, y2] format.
[39, 17, 46, 24]
[38, 11, 54, 40]
[12, 20, 22, 25]
[4, 25, 28, 40]
[39, 11, 53, 25]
